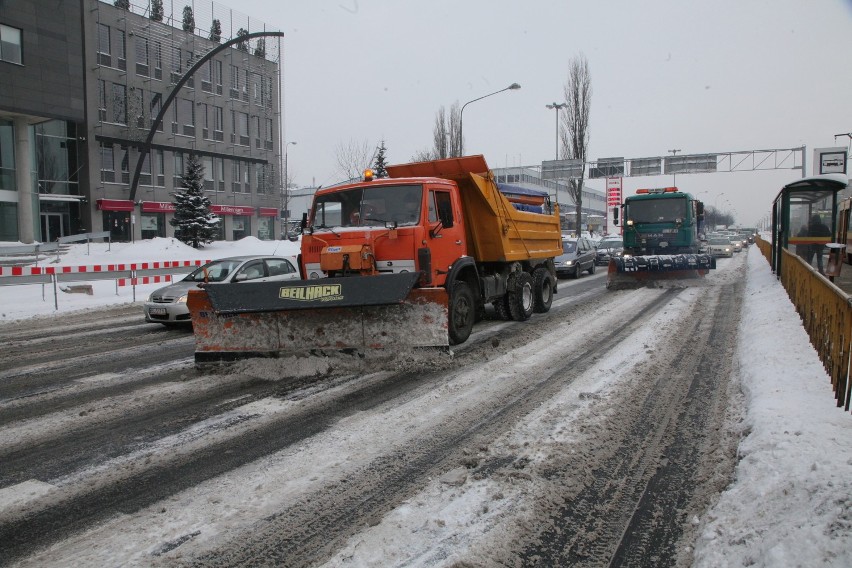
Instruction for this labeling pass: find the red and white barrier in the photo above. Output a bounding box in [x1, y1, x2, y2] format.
[0, 260, 210, 277]
[116, 275, 173, 287]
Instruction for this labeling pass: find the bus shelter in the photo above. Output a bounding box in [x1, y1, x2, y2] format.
[771, 174, 848, 275]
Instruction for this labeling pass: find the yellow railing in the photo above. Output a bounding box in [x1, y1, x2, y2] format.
[758, 233, 852, 411]
[755, 235, 771, 263]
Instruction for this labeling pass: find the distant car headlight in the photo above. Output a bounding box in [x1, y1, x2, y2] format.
[177, 294, 188, 304]
[565, 260, 574, 266]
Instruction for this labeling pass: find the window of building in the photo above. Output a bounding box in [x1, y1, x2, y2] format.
[173, 151, 184, 185]
[170, 46, 181, 81]
[232, 161, 241, 193]
[229, 65, 239, 98]
[130, 87, 145, 128]
[97, 80, 107, 121]
[139, 152, 152, 186]
[135, 36, 149, 76]
[0, 119, 17, 191]
[152, 41, 162, 79]
[243, 162, 251, 192]
[252, 73, 261, 104]
[201, 103, 210, 139]
[141, 212, 165, 239]
[214, 60, 223, 95]
[0, 201, 18, 241]
[0, 23, 23, 65]
[177, 97, 194, 136]
[232, 215, 250, 240]
[155, 149, 165, 186]
[265, 118, 274, 150]
[100, 142, 115, 183]
[150, 92, 163, 131]
[115, 29, 126, 71]
[97, 23, 111, 66]
[258, 216, 274, 240]
[253, 116, 261, 148]
[213, 106, 224, 141]
[184, 51, 194, 88]
[203, 156, 224, 191]
[242, 71, 249, 101]
[120, 145, 130, 184]
[200, 60, 212, 92]
[111, 83, 127, 125]
[238, 112, 249, 146]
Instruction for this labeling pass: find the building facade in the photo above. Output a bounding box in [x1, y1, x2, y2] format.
[0, 0, 283, 243]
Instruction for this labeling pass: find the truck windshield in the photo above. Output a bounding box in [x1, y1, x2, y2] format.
[312, 184, 423, 229]
[627, 197, 687, 224]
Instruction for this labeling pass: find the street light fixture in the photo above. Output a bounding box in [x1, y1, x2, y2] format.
[545, 102, 567, 160]
[459, 83, 520, 156]
[283, 141, 297, 233]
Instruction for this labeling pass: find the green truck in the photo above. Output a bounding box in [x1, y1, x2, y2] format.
[608, 186, 715, 289]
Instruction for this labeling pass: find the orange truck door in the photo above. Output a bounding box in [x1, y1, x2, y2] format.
[425, 188, 466, 286]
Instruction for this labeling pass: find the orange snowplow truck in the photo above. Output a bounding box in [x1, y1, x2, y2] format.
[187, 155, 562, 364]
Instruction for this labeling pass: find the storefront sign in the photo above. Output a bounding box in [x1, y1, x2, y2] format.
[96, 199, 135, 212]
[210, 205, 256, 216]
[141, 201, 177, 213]
[258, 207, 278, 217]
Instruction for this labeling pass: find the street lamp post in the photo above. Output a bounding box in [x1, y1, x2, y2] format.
[545, 102, 567, 160]
[668, 149, 681, 186]
[283, 141, 296, 235]
[459, 83, 520, 156]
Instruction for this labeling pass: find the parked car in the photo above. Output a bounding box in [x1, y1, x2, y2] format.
[594, 236, 624, 265]
[555, 237, 597, 278]
[708, 237, 734, 258]
[144, 255, 300, 325]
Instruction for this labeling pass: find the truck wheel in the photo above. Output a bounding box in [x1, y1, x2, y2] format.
[588, 262, 596, 275]
[508, 272, 534, 322]
[492, 297, 511, 320]
[448, 280, 475, 345]
[532, 268, 554, 313]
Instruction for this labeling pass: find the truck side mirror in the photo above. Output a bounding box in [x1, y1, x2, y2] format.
[613, 207, 619, 226]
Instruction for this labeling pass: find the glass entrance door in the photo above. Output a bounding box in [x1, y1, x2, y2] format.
[40, 212, 65, 242]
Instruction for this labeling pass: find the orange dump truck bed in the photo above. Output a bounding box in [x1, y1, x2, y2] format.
[386, 155, 562, 263]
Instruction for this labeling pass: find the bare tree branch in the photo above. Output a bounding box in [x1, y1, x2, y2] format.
[334, 138, 374, 182]
[448, 102, 462, 157]
[560, 54, 592, 232]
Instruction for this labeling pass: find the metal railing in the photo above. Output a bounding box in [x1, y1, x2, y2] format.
[757, 235, 852, 411]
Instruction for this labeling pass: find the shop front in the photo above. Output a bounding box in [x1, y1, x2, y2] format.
[258, 207, 278, 240]
[97, 199, 134, 242]
[210, 205, 257, 242]
[140, 201, 175, 239]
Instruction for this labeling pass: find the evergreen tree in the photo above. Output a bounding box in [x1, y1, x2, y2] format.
[114, 0, 130, 9]
[373, 140, 389, 178]
[254, 38, 266, 59]
[236, 28, 249, 52]
[209, 19, 222, 43]
[170, 154, 219, 248]
[150, 0, 164, 21]
[182, 6, 195, 33]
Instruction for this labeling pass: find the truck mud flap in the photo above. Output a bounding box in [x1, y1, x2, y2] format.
[187, 273, 449, 364]
[606, 254, 715, 290]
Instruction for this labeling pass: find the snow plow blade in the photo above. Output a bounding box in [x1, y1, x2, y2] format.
[606, 254, 716, 290]
[187, 272, 449, 365]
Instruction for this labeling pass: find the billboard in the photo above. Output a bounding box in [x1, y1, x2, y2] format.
[630, 157, 662, 176]
[664, 153, 717, 174]
[589, 157, 624, 179]
[541, 159, 584, 179]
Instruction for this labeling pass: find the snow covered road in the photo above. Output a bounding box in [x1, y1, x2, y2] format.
[1, 254, 751, 566]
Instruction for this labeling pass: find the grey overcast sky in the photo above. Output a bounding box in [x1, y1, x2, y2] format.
[235, 0, 852, 225]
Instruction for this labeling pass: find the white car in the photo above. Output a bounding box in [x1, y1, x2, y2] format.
[708, 237, 734, 258]
[144, 255, 300, 325]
